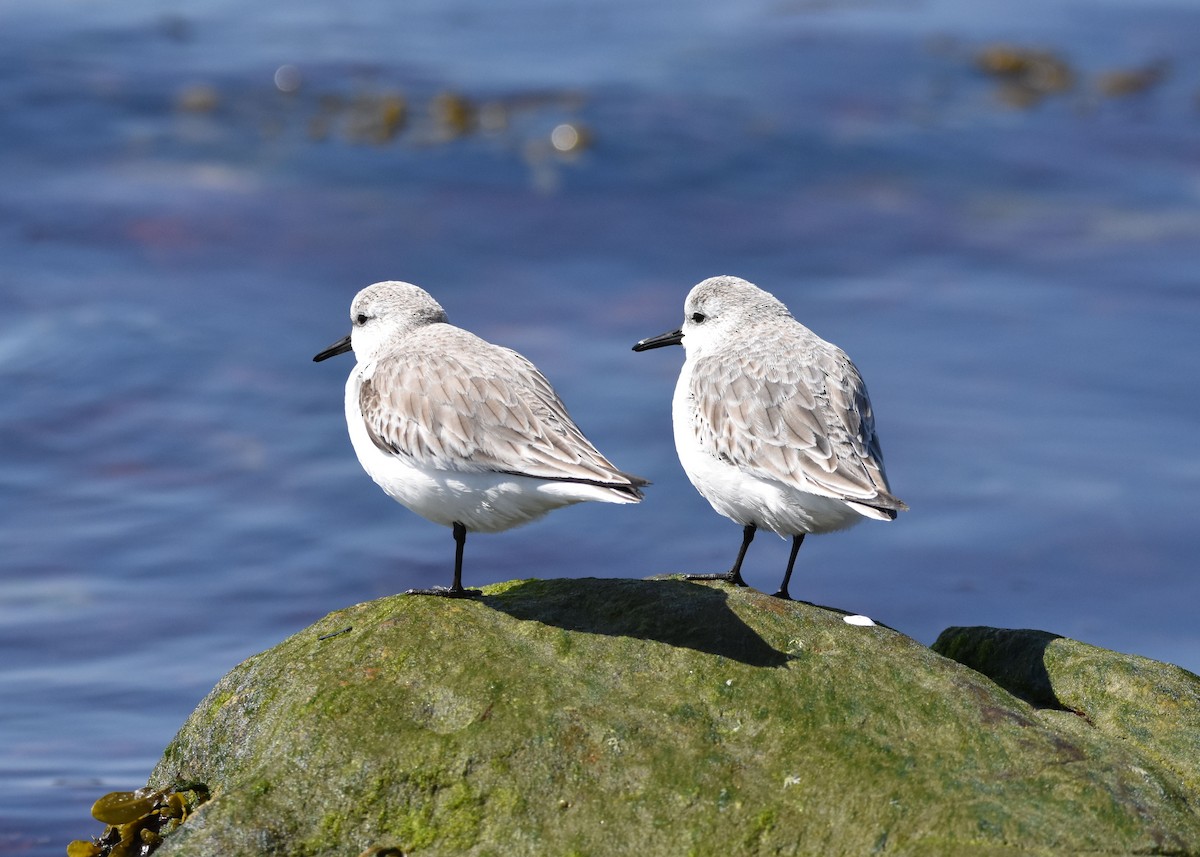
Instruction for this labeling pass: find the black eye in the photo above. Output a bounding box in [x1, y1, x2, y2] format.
[355, 313, 369, 325]
[691, 312, 707, 323]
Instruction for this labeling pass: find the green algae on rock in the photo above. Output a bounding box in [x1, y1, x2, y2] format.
[141, 578, 1200, 856]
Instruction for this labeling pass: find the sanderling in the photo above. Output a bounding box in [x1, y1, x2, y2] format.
[633, 275, 906, 600]
[315, 281, 646, 597]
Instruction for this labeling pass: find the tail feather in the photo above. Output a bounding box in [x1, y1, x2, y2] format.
[499, 469, 648, 502]
[845, 493, 908, 520]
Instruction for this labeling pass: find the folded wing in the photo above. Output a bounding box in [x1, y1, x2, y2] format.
[690, 330, 906, 514]
[359, 327, 645, 496]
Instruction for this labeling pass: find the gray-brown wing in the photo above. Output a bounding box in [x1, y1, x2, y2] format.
[691, 333, 904, 509]
[359, 327, 644, 491]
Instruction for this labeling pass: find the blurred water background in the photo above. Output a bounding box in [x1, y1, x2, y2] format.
[3, 0, 1200, 850]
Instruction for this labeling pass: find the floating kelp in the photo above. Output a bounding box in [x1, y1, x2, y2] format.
[972, 43, 1173, 110]
[430, 91, 476, 139]
[341, 91, 409, 144]
[974, 43, 1074, 108]
[171, 74, 591, 165]
[1096, 60, 1170, 98]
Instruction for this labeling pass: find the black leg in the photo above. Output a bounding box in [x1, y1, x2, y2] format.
[450, 521, 468, 591]
[405, 522, 483, 598]
[685, 524, 755, 588]
[726, 524, 756, 587]
[772, 534, 805, 600]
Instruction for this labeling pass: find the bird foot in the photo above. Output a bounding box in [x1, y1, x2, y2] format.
[682, 572, 748, 588]
[404, 586, 483, 598]
[771, 589, 793, 601]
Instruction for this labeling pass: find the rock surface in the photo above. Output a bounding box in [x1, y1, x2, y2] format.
[932, 625, 1200, 805]
[147, 578, 1200, 856]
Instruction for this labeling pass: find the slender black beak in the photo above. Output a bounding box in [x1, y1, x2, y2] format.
[632, 328, 683, 352]
[313, 334, 353, 362]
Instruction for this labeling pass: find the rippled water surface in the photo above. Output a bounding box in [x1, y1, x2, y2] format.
[3, 0, 1200, 850]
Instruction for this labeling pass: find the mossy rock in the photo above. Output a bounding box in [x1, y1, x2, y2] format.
[933, 625, 1200, 802]
[146, 578, 1200, 856]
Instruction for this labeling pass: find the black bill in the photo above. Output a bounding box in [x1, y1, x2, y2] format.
[632, 328, 683, 352]
[313, 334, 353, 362]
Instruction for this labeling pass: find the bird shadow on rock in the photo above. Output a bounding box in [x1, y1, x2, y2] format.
[483, 577, 791, 668]
[933, 627, 1069, 711]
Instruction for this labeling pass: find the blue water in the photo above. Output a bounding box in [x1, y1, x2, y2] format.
[4, 0, 1200, 851]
